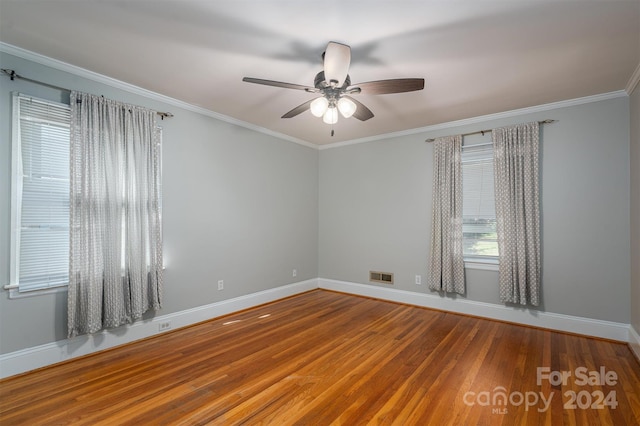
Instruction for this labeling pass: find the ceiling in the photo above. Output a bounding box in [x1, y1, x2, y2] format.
[1, 1, 638, 146]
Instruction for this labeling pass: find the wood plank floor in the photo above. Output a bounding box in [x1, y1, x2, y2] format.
[1, 289, 639, 425]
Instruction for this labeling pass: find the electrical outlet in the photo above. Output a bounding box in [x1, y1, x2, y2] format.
[415, 275, 422, 285]
[158, 321, 171, 332]
[218, 280, 224, 290]
[292, 269, 297, 278]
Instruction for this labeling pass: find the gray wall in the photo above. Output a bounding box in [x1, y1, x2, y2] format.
[319, 97, 631, 324]
[631, 85, 640, 333]
[0, 49, 634, 357]
[0, 52, 319, 354]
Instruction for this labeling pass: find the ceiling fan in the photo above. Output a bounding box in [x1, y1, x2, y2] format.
[242, 41, 425, 131]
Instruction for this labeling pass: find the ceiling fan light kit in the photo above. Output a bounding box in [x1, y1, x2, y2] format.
[337, 97, 357, 118]
[310, 96, 329, 117]
[243, 41, 425, 134]
[311, 96, 356, 121]
[323, 106, 338, 124]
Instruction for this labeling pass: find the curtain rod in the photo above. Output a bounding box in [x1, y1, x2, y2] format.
[424, 119, 556, 142]
[1, 68, 174, 120]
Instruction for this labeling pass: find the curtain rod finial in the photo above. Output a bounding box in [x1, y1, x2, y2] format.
[1, 69, 17, 80]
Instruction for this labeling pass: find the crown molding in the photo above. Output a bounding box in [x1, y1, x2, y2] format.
[0, 42, 317, 149]
[2, 42, 632, 152]
[319, 90, 628, 150]
[626, 62, 640, 95]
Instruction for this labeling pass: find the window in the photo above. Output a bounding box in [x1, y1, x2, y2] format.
[10, 93, 71, 293]
[462, 143, 499, 261]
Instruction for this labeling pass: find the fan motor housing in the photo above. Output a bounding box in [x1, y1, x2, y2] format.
[314, 71, 351, 90]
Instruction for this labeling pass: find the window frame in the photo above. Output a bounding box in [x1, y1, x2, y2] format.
[5, 96, 165, 298]
[7, 93, 71, 298]
[461, 140, 499, 271]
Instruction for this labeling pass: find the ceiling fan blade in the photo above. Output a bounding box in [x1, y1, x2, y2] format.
[344, 96, 374, 121]
[281, 99, 314, 118]
[323, 42, 351, 86]
[351, 78, 425, 95]
[243, 77, 317, 92]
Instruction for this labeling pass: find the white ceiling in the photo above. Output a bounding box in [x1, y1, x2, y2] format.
[1, 1, 638, 145]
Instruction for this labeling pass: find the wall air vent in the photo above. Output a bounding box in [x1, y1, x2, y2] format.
[369, 271, 394, 285]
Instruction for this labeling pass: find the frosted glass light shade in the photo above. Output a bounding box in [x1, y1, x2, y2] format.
[310, 97, 329, 117]
[323, 107, 338, 124]
[337, 97, 357, 118]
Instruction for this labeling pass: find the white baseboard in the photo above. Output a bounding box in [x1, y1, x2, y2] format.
[630, 325, 640, 362]
[1, 278, 633, 379]
[318, 278, 630, 342]
[0, 279, 317, 379]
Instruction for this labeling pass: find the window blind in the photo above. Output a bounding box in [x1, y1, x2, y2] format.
[12, 94, 71, 292]
[461, 144, 498, 258]
[462, 145, 496, 220]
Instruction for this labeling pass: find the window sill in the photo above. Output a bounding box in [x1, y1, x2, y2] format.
[464, 258, 499, 271]
[4, 283, 68, 299]
[4, 265, 166, 299]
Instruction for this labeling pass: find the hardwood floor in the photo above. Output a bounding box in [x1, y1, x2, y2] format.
[1, 289, 639, 425]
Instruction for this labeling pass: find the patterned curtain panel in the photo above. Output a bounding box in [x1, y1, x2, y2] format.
[428, 135, 465, 294]
[492, 122, 541, 306]
[68, 92, 163, 337]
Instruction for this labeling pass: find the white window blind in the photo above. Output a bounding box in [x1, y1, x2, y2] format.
[11, 94, 70, 292]
[461, 144, 499, 258]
